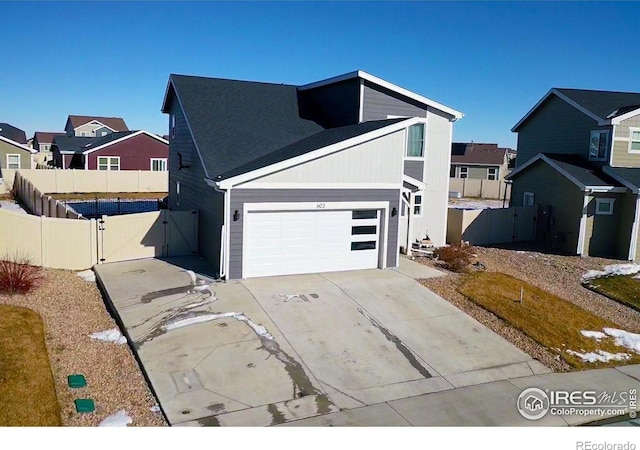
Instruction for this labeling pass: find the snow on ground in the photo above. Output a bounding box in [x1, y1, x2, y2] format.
[164, 312, 274, 340]
[98, 410, 132, 427]
[566, 349, 631, 363]
[76, 269, 96, 282]
[603, 328, 640, 353]
[90, 328, 127, 345]
[448, 198, 507, 210]
[580, 328, 640, 355]
[0, 200, 26, 214]
[580, 330, 607, 340]
[581, 263, 640, 281]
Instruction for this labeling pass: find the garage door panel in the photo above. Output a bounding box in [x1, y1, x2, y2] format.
[244, 208, 381, 278]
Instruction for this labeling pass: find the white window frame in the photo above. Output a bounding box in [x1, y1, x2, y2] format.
[523, 192, 535, 207]
[97, 156, 120, 171]
[413, 193, 423, 217]
[595, 198, 615, 216]
[405, 123, 425, 159]
[6, 154, 20, 169]
[100, 131, 108, 137]
[487, 167, 498, 180]
[176, 181, 181, 206]
[170, 114, 176, 139]
[628, 127, 640, 154]
[459, 167, 468, 179]
[589, 130, 609, 161]
[150, 158, 167, 171]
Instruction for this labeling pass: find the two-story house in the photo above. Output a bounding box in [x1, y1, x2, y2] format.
[507, 88, 640, 260]
[32, 131, 65, 165]
[161, 70, 463, 279]
[450, 142, 513, 181]
[64, 115, 129, 137]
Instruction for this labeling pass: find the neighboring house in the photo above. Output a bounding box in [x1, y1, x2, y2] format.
[0, 123, 27, 144]
[51, 130, 168, 170]
[450, 142, 513, 181]
[0, 134, 35, 178]
[507, 87, 640, 260]
[64, 115, 129, 137]
[161, 70, 463, 279]
[32, 131, 65, 165]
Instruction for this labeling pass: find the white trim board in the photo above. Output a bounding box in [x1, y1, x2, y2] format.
[81, 130, 168, 155]
[216, 118, 422, 189]
[298, 70, 463, 120]
[506, 153, 625, 193]
[0, 135, 37, 153]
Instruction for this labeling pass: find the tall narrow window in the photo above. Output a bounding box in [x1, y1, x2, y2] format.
[413, 194, 423, 216]
[459, 167, 468, 179]
[589, 130, 609, 161]
[406, 124, 424, 157]
[523, 192, 535, 206]
[629, 128, 640, 153]
[170, 114, 176, 139]
[487, 167, 498, 180]
[176, 181, 181, 206]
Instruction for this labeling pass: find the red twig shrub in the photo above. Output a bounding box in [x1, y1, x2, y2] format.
[0, 253, 43, 294]
[434, 242, 476, 272]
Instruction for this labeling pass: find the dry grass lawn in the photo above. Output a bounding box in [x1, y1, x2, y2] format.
[458, 271, 640, 370]
[0, 304, 62, 426]
[585, 275, 640, 312]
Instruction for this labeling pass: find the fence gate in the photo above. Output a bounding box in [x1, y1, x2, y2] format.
[97, 210, 198, 264]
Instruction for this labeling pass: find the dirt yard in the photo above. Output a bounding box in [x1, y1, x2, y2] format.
[0, 268, 166, 426]
[419, 245, 640, 372]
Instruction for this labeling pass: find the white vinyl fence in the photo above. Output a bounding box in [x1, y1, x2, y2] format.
[449, 178, 511, 200]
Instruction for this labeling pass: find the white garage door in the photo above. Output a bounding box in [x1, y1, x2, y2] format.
[244, 209, 380, 278]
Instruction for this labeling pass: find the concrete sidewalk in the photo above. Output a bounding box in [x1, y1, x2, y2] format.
[279, 365, 640, 426]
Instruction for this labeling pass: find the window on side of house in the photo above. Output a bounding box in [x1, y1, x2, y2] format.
[595, 198, 615, 215]
[151, 158, 167, 171]
[449, 165, 456, 177]
[487, 167, 498, 180]
[406, 123, 424, 158]
[523, 192, 535, 206]
[176, 181, 181, 206]
[629, 128, 640, 153]
[589, 130, 609, 161]
[459, 167, 468, 179]
[413, 194, 423, 216]
[7, 154, 20, 169]
[170, 114, 176, 139]
[98, 156, 120, 171]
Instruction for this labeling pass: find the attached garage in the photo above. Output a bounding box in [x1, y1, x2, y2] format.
[241, 203, 388, 278]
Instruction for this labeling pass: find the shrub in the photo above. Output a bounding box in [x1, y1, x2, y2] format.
[434, 242, 476, 272]
[0, 253, 43, 295]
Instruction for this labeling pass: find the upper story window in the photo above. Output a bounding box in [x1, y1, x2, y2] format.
[488, 167, 498, 180]
[589, 130, 609, 161]
[170, 114, 176, 139]
[628, 128, 640, 153]
[523, 192, 535, 206]
[406, 123, 424, 158]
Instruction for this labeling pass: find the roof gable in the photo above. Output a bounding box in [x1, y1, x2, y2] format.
[67, 115, 129, 132]
[451, 143, 507, 165]
[0, 135, 36, 153]
[34, 131, 65, 144]
[513, 88, 640, 132]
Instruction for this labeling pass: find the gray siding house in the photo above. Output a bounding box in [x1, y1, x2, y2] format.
[508, 88, 640, 260]
[161, 70, 462, 279]
[0, 135, 35, 178]
[450, 142, 512, 181]
[64, 115, 129, 137]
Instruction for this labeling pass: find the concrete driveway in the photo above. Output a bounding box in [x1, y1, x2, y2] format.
[94, 257, 549, 426]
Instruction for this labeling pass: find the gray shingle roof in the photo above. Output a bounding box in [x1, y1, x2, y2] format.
[606, 167, 640, 189]
[167, 75, 327, 179]
[451, 143, 508, 165]
[543, 154, 620, 187]
[555, 88, 640, 120]
[218, 119, 406, 180]
[53, 131, 136, 154]
[0, 123, 27, 144]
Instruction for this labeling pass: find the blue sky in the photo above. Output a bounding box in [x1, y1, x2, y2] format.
[2, 1, 639, 148]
